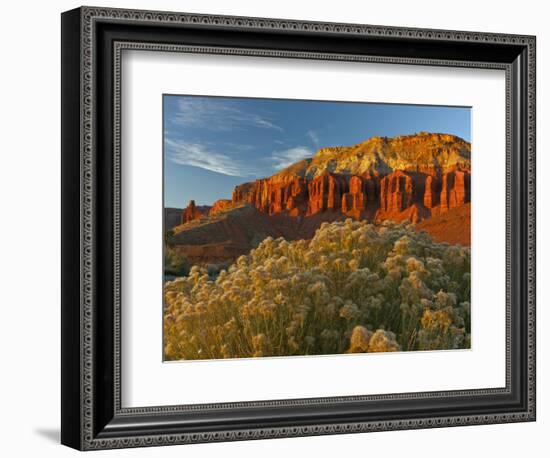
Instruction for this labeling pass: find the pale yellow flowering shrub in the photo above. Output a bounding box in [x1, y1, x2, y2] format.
[164, 220, 471, 360]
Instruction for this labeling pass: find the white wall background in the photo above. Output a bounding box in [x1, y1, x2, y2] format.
[0, 0, 545, 456]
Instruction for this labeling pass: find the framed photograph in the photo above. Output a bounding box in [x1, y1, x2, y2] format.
[61, 6, 536, 450]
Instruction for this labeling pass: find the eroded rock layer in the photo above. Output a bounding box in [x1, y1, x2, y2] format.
[231, 167, 470, 224]
[228, 133, 471, 224]
[171, 133, 472, 265]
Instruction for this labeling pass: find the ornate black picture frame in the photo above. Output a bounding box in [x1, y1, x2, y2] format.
[61, 6, 536, 450]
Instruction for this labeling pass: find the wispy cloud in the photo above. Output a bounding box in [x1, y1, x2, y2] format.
[306, 130, 320, 148]
[172, 97, 283, 132]
[270, 146, 313, 170]
[165, 139, 254, 177]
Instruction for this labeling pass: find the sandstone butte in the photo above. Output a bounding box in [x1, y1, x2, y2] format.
[180, 200, 212, 224]
[182, 132, 470, 225]
[173, 132, 471, 263]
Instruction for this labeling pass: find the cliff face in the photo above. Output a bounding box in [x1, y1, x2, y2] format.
[266, 132, 471, 179]
[231, 168, 469, 224]
[229, 133, 471, 225]
[171, 133, 471, 265]
[232, 175, 309, 216]
[210, 199, 234, 215]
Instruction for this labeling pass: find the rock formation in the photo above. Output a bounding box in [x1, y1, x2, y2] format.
[230, 166, 470, 225]
[170, 133, 472, 265]
[227, 133, 471, 225]
[423, 175, 440, 208]
[379, 171, 414, 213]
[181, 200, 206, 224]
[210, 199, 233, 215]
[341, 175, 366, 217]
[307, 172, 347, 214]
[440, 169, 470, 211]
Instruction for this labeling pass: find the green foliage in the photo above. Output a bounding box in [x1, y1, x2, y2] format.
[164, 220, 471, 360]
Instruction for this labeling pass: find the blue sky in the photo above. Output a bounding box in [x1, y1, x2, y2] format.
[164, 95, 471, 208]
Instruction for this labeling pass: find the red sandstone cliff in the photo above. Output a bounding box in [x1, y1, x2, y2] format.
[228, 133, 470, 225]
[210, 199, 234, 215]
[231, 167, 470, 225]
[171, 133, 471, 262]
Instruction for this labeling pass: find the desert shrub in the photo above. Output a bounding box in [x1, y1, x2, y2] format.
[163, 220, 471, 360]
[164, 247, 190, 277]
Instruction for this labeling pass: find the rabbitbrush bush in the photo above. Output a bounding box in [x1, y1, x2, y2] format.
[163, 220, 471, 360]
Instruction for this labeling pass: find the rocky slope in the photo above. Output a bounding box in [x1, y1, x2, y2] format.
[281, 132, 470, 179]
[170, 133, 471, 264]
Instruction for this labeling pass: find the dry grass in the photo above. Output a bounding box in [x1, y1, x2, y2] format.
[164, 219, 470, 360]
